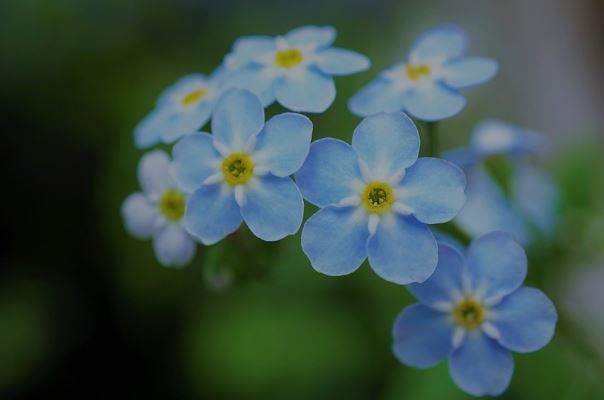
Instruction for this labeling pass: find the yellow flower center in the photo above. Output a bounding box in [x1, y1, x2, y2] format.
[159, 189, 186, 221]
[222, 152, 254, 186]
[361, 181, 395, 214]
[452, 298, 485, 330]
[405, 63, 431, 81]
[274, 49, 304, 69]
[181, 87, 207, 107]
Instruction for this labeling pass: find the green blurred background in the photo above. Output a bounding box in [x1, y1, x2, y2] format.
[2, 0, 604, 398]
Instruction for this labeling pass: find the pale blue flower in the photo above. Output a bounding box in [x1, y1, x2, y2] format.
[393, 233, 557, 396]
[223, 25, 370, 113]
[349, 24, 497, 121]
[296, 112, 466, 284]
[172, 89, 312, 244]
[121, 150, 197, 267]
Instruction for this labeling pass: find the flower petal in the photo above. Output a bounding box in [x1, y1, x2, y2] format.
[396, 157, 466, 224]
[153, 224, 196, 267]
[253, 113, 312, 177]
[466, 231, 527, 300]
[442, 57, 498, 89]
[402, 81, 466, 121]
[409, 24, 467, 63]
[240, 175, 303, 241]
[156, 74, 208, 107]
[352, 113, 420, 179]
[134, 108, 166, 149]
[184, 184, 242, 245]
[225, 36, 276, 70]
[285, 25, 336, 49]
[367, 213, 437, 284]
[348, 76, 407, 117]
[314, 48, 370, 75]
[295, 138, 363, 207]
[275, 68, 336, 113]
[121, 193, 159, 238]
[301, 206, 369, 276]
[392, 304, 454, 368]
[138, 150, 175, 197]
[491, 287, 557, 353]
[171, 132, 221, 193]
[212, 89, 265, 150]
[449, 332, 514, 397]
[160, 102, 212, 144]
[470, 119, 551, 158]
[222, 64, 277, 107]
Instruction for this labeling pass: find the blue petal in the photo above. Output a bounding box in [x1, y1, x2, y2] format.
[274, 68, 336, 113]
[433, 230, 466, 253]
[171, 133, 221, 193]
[212, 89, 265, 150]
[466, 231, 527, 300]
[408, 243, 465, 307]
[442, 146, 478, 171]
[392, 304, 454, 368]
[348, 76, 407, 117]
[367, 214, 437, 284]
[184, 184, 242, 245]
[285, 25, 336, 49]
[240, 175, 303, 241]
[442, 57, 498, 89]
[295, 138, 363, 207]
[225, 36, 276, 70]
[301, 206, 369, 276]
[396, 157, 466, 224]
[409, 24, 467, 62]
[491, 287, 557, 353]
[449, 332, 514, 396]
[121, 193, 159, 239]
[222, 64, 276, 107]
[153, 224, 196, 267]
[134, 108, 166, 149]
[160, 102, 212, 144]
[315, 48, 370, 75]
[157, 74, 208, 108]
[402, 82, 466, 121]
[252, 113, 312, 177]
[138, 150, 174, 197]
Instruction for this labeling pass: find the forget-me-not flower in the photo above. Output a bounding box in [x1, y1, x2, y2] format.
[171, 89, 312, 244]
[296, 112, 466, 284]
[349, 24, 498, 121]
[223, 25, 370, 113]
[392, 233, 557, 396]
[121, 150, 197, 267]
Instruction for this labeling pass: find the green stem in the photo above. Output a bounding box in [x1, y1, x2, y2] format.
[425, 121, 439, 157]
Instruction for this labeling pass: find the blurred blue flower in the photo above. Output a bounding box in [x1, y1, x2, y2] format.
[223, 25, 370, 113]
[349, 24, 497, 121]
[393, 233, 557, 396]
[121, 150, 197, 267]
[172, 89, 312, 244]
[134, 68, 226, 148]
[296, 113, 466, 284]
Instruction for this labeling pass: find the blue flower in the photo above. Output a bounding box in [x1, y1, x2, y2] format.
[121, 150, 197, 267]
[296, 112, 466, 284]
[349, 24, 498, 121]
[134, 68, 226, 148]
[392, 233, 557, 396]
[223, 25, 370, 113]
[171, 89, 312, 244]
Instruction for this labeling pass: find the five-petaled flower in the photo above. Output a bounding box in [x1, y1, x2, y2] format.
[171, 89, 312, 244]
[296, 112, 466, 284]
[349, 24, 498, 121]
[121, 150, 197, 267]
[223, 25, 370, 113]
[392, 232, 557, 396]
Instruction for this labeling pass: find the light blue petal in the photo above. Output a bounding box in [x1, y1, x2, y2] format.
[402, 82, 466, 121]
[315, 48, 370, 75]
[171, 133, 221, 193]
[396, 157, 466, 224]
[240, 175, 303, 241]
[160, 102, 212, 144]
[352, 113, 420, 178]
[138, 150, 174, 196]
[134, 109, 163, 149]
[222, 64, 276, 107]
[511, 164, 559, 234]
[409, 24, 467, 62]
[184, 184, 242, 245]
[157, 74, 207, 108]
[367, 214, 437, 284]
[274, 68, 336, 113]
[466, 231, 527, 300]
[285, 25, 336, 49]
[442, 146, 478, 171]
[408, 243, 465, 307]
[348, 76, 407, 117]
[121, 193, 159, 239]
[153, 224, 196, 267]
[225, 36, 276, 70]
[212, 89, 265, 149]
[433, 230, 465, 253]
[470, 119, 551, 158]
[301, 206, 369, 276]
[442, 57, 498, 89]
[491, 287, 557, 353]
[392, 304, 454, 368]
[253, 113, 312, 177]
[295, 138, 363, 207]
[449, 332, 514, 397]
